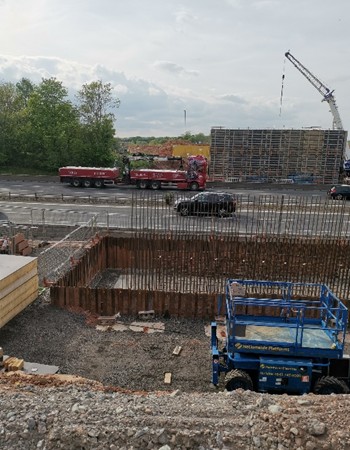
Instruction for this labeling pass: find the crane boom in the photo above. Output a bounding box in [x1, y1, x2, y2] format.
[285, 51, 350, 167]
[285, 51, 344, 130]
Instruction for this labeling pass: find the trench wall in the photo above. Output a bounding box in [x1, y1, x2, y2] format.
[50, 235, 350, 319]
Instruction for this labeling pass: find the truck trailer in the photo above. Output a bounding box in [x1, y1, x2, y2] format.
[58, 167, 120, 188]
[59, 154, 208, 191]
[211, 279, 350, 395]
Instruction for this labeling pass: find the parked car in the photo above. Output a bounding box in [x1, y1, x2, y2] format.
[174, 192, 236, 217]
[328, 185, 350, 200]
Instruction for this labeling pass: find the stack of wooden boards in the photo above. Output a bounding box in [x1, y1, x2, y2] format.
[0, 255, 38, 328]
[3, 356, 24, 371]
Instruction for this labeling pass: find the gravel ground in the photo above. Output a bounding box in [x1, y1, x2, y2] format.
[2, 273, 350, 449]
[0, 290, 212, 393]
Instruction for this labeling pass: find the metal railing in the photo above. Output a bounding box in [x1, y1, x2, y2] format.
[36, 216, 98, 284]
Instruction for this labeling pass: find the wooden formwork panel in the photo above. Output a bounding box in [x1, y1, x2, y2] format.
[104, 290, 114, 316]
[0, 277, 38, 316]
[0, 255, 38, 328]
[0, 266, 37, 301]
[0, 281, 38, 328]
[88, 290, 98, 314]
[51, 234, 350, 316]
[132, 291, 143, 315]
[51, 286, 218, 319]
[0, 256, 37, 292]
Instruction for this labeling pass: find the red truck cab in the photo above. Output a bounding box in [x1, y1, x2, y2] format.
[129, 155, 208, 191]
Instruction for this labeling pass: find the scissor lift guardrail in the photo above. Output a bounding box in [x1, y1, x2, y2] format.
[224, 279, 348, 359]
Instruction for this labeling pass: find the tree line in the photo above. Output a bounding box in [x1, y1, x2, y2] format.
[0, 77, 120, 172]
[122, 132, 210, 146]
[0, 77, 210, 174]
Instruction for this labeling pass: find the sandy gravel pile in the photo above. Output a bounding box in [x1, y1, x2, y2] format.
[0, 373, 350, 450]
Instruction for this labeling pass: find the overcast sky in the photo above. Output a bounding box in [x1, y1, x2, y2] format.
[0, 0, 349, 138]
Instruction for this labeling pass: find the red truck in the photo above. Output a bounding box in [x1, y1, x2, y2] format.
[59, 155, 208, 191]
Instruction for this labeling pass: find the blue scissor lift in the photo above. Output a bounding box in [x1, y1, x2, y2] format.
[211, 279, 350, 394]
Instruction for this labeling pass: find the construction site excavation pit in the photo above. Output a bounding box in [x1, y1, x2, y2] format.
[0, 234, 221, 393]
[2, 231, 350, 395]
[0, 291, 213, 392]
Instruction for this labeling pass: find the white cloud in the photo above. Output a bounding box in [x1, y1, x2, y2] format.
[218, 94, 248, 105]
[153, 61, 199, 77]
[148, 87, 162, 96]
[0, 0, 349, 137]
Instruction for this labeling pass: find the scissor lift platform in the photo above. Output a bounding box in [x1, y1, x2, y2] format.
[211, 279, 350, 394]
[223, 280, 348, 360]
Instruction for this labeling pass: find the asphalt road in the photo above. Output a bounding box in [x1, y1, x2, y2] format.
[0, 177, 346, 237]
[0, 175, 337, 239]
[0, 176, 330, 199]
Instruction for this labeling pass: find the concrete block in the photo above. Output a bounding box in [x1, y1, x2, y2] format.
[97, 316, 117, 326]
[164, 372, 172, 384]
[172, 346, 182, 356]
[138, 310, 155, 320]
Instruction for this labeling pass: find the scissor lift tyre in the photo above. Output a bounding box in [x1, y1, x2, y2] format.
[313, 376, 349, 395]
[225, 369, 253, 391]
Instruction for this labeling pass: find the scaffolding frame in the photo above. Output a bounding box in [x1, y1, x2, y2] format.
[210, 128, 347, 184]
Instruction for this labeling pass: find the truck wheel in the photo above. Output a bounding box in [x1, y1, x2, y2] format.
[150, 181, 161, 190]
[189, 182, 199, 191]
[72, 179, 81, 187]
[313, 376, 349, 395]
[138, 180, 148, 189]
[94, 180, 104, 188]
[225, 369, 253, 391]
[83, 179, 92, 188]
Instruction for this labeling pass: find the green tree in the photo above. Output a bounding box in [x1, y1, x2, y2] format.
[0, 81, 25, 165]
[76, 80, 120, 166]
[181, 131, 210, 144]
[16, 78, 35, 107]
[77, 80, 120, 125]
[26, 78, 81, 170]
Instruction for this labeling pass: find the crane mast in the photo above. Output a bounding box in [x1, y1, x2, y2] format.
[285, 51, 343, 130]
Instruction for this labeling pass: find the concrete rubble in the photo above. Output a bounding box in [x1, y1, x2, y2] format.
[0, 376, 349, 449]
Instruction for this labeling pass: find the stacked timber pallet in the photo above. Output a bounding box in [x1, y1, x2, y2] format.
[0, 255, 38, 328]
[210, 128, 347, 184]
[3, 356, 24, 371]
